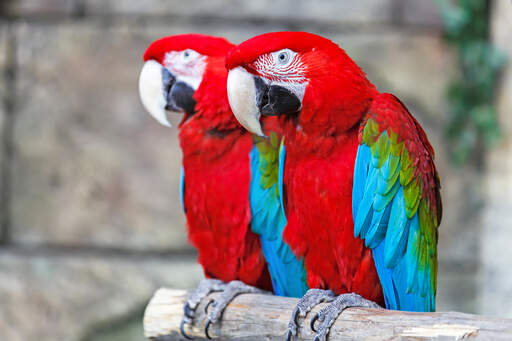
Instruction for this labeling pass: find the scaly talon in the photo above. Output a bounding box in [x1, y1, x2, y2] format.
[310, 293, 381, 341]
[204, 299, 215, 315]
[203, 280, 270, 339]
[204, 319, 213, 339]
[285, 289, 335, 340]
[179, 279, 227, 340]
[180, 319, 193, 340]
[184, 302, 194, 319]
[310, 313, 319, 332]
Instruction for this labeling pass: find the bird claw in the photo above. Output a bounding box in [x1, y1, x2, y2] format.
[179, 279, 227, 339]
[180, 319, 193, 340]
[204, 299, 215, 315]
[204, 319, 213, 340]
[285, 289, 335, 340]
[310, 293, 381, 341]
[310, 313, 320, 332]
[202, 280, 269, 339]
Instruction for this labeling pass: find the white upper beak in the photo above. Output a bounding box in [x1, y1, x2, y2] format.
[227, 66, 265, 137]
[138, 60, 172, 127]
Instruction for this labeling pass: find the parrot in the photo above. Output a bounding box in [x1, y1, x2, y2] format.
[225, 31, 442, 341]
[138, 34, 276, 338]
[138, 34, 307, 339]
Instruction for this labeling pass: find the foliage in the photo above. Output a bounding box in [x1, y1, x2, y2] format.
[437, 0, 507, 164]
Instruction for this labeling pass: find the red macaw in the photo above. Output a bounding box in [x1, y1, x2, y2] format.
[138, 34, 274, 338]
[226, 31, 442, 340]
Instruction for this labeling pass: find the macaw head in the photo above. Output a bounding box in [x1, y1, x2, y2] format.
[139, 34, 234, 127]
[226, 31, 376, 137]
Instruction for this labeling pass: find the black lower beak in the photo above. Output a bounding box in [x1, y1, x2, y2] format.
[162, 68, 196, 114]
[254, 77, 301, 116]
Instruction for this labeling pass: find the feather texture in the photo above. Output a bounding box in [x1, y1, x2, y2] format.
[353, 93, 441, 311]
[249, 134, 308, 297]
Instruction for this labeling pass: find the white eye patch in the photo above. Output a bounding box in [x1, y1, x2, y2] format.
[253, 49, 307, 102]
[163, 49, 207, 90]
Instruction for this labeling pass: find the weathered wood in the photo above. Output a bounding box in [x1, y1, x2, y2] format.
[144, 288, 512, 340]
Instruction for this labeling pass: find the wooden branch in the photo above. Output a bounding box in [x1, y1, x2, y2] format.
[144, 288, 512, 340]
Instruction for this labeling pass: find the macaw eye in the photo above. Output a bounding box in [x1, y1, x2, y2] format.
[182, 49, 199, 60]
[277, 51, 290, 64]
[273, 49, 296, 66]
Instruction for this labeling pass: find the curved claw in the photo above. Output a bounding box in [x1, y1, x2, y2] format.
[180, 319, 194, 340]
[310, 313, 320, 333]
[204, 299, 215, 315]
[285, 329, 293, 341]
[184, 302, 195, 318]
[293, 308, 300, 326]
[205, 319, 213, 340]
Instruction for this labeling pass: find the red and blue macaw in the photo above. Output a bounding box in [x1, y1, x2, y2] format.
[138, 34, 307, 338]
[225, 31, 442, 340]
[138, 34, 275, 338]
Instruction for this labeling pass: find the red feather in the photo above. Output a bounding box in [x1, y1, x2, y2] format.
[227, 32, 387, 304]
[145, 36, 272, 290]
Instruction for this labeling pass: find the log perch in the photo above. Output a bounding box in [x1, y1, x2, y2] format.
[144, 288, 512, 340]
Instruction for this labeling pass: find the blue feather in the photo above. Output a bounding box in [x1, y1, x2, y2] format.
[384, 188, 410, 268]
[352, 144, 372, 219]
[249, 145, 308, 297]
[179, 166, 185, 213]
[353, 143, 435, 312]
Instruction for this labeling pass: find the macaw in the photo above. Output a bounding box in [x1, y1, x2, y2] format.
[138, 34, 308, 339]
[138, 34, 276, 338]
[225, 31, 442, 340]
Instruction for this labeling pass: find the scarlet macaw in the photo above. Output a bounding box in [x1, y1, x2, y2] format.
[138, 34, 276, 338]
[226, 31, 442, 340]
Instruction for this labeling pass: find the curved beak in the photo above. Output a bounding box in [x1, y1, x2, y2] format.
[227, 66, 265, 137]
[139, 60, 172, 127]
[139, 60, 197, 127]
[227, 67, 302, 137]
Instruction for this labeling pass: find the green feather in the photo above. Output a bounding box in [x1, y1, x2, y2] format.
[254, 132, 280, 195]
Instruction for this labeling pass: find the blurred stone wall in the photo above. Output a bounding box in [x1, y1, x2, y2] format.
[0, 1, 510, 340]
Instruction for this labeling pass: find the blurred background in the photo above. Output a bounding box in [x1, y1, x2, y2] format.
[0, 0, 511, 340]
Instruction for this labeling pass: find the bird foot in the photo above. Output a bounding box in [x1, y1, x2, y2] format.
[180, 279, 227, 339]
[285, 289, 336, 341]
[204, 280, 270, 339]
[309, 293, 381, 341]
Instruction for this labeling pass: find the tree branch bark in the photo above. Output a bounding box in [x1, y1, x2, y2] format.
[143, 288, 512, 340]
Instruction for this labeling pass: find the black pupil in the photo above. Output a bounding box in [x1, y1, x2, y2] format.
[279, 53, 286, 60]
[184, 51, 190, 57]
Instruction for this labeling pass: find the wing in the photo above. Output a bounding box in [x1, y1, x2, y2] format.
[250, 132, 308, 297]
[179, 166, 186, 213]
[352, 93, 442, 312]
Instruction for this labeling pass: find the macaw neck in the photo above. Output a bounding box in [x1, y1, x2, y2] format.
[280, 81, 377, 157]
[282, 118, 361, 160]
[179, 115, 248, 161]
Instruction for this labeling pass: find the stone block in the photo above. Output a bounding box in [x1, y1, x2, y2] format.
[0, 250, 203, 341]
[85, 0, 394, 25]
[11, 22, 193, 250]
[401, 0, 442, 27]
[332, 32, 455, 123]
[0, 0, 77, 17]
[0, 21, 8, 239]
